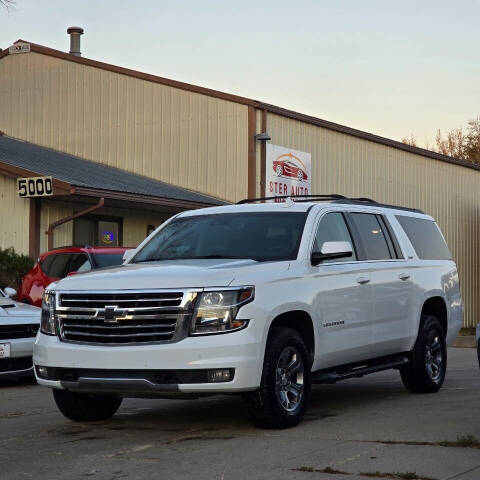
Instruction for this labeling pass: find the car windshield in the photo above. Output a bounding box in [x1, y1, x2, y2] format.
[133, 212, 308, 263]
[93, 254, 125, 268]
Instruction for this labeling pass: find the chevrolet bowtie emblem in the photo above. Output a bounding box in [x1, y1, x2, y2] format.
[102, 305, 123, 324]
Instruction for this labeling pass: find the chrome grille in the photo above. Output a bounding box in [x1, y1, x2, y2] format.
[56, 291, 195, 345]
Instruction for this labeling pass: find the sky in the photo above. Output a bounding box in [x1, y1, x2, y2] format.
[1, 0, 479, 145]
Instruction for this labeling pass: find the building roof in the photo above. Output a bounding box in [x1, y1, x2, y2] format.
[0, 135, 226, 208]
[1, 39, 478, 173]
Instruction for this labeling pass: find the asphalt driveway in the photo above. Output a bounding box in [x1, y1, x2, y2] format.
[0, 347, 479, 480]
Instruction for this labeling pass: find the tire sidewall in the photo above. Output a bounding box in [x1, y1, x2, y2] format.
[412, 315, 447, 390]
[261, 328, 311, 426]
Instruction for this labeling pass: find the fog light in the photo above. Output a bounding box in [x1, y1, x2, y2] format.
[36, 366, 48, 379]
[207, 369, 233, 383]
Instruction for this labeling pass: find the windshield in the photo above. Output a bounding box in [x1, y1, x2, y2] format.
[93, 253, 125, 268]
[133, 212, 308, 263]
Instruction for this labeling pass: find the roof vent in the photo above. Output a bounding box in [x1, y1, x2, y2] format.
[67, 26, 84, 56]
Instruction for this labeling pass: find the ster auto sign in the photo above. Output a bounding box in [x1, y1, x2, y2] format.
[266, 144, 311, 201]
[17, 176, 54, 198]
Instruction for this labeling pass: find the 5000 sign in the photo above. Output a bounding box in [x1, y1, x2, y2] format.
[17, 176, 53, 197]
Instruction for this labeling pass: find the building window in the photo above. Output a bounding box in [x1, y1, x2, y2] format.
[73, 216, 122, 247]
[146, 224, 156, 237]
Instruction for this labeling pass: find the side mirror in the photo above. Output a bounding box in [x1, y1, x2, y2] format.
[122, 249, 136, 264]
[311, 241, 353, 266]
[4, 287, 17, 298]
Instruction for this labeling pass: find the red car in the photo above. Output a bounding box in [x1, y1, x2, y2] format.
[273, 155, 308, 182]
[18, 246, 131, 307]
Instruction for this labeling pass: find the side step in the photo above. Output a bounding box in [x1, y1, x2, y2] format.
[311, 356, 409, 384]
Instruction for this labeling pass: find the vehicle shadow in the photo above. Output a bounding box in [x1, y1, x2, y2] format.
[101, 374, 409, 432]
[0, 375, 37, 388]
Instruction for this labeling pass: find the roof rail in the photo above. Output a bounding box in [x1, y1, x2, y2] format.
[236, 194, 424, 214]
[333, 198, 424, 213]
[237, 194, 347, 204]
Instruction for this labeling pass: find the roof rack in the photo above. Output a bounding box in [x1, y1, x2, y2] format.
[236, 195, 424, 214]
[237, 194, 347, 204]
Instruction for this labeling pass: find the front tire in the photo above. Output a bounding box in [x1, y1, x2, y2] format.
[53, 389, 122, 422]
[245, 327, 311, 429]
[400, 315, 447, 393]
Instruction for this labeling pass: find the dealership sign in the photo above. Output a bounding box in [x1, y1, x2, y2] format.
[17, 176, 53, 197]
[266, 144, 311, 201]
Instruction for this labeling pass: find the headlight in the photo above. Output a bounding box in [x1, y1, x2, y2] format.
[191, 287, 254, 335]
[40, 290, 57, 335]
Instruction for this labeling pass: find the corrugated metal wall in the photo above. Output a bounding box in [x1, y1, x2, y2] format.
[266, 113, 480, 327]
[0, 175, 30, 255]
[40, 201, 73, 252]
[0, 52, 249, 203]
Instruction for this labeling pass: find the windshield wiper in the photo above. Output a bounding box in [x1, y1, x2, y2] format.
[134, 255, 258, 262]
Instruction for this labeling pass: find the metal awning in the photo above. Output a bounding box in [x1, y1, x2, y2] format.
[0, 135, 226, 209]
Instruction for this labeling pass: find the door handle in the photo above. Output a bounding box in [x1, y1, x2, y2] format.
[356, 276, 370, 285]
[398, 273, 410, 281]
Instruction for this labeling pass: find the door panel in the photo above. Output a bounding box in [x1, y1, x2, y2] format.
[369, 262, 417, 356]
[312, 263, 373, 369]
[310, 211, 373, 370]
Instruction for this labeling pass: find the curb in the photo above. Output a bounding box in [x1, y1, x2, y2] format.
[452, 335, 476, 348]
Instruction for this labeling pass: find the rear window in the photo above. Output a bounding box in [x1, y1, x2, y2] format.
[92, 253, 124, 268]
[396, 216, 451, 260]
[349, 213, 392, 261]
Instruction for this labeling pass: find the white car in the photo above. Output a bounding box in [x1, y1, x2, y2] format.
[34, 195, 463, 428]
[0, 288, 41, 379]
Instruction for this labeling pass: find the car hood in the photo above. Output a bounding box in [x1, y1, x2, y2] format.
[0, 298, 41, 323]
[52, 258, 286, 291]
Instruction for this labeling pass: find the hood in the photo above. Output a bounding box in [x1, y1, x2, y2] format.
[52, 258, 273, 291]
[0, 297, 41, 323]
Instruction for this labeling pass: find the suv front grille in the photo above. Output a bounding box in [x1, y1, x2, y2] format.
[56, 291, 195, 345]
[0, 324, 38, 340]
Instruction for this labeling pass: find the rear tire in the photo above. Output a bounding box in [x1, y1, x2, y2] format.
[400, 315, 447, 393]
[245, 327, 311, 429]
[53, 389, 122, 422]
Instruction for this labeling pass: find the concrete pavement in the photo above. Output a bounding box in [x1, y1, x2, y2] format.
[0, 348, 479, 480]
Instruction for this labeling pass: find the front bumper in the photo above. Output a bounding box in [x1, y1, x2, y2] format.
[33, 328, 264, 396]
[0, 337, 35, 377]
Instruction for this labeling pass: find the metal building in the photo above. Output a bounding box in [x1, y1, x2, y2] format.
[0, 35, 479, 327]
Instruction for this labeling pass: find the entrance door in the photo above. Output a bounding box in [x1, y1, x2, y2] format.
[73, 216, 122, 247]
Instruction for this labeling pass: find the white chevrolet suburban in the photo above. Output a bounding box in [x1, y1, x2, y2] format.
[34, 195, 463, 428]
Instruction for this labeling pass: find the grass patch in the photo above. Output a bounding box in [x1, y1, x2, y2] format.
[438, 435, 480, 449]
[360, 473, 435, 480]
[293, 466, 348, 474]
[458, 328, 475, 336]
[294, 467, 436, 480]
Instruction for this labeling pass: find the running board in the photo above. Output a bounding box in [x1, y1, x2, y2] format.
[311, 356, 409, 384]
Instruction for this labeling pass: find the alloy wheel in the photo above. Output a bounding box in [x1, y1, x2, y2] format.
[275, 346, 305, 412]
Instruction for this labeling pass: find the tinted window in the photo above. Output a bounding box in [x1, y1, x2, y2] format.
[396, 216, 451, 260]
[350, 213, 392, 260]
[40, 255, 56, 276]
[68, 254, 90, 274]
[92, 254, 124, 268]
[48, 254, 72, 278]
[133, 212, 307, 263]
[314, 212, 356, 263]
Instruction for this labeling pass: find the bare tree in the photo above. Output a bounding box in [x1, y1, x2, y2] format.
[435, 127, 466, 159]
[463, 118, 480, 164]
[403, 117, 480, 164]
[401, 134, 418, 147]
